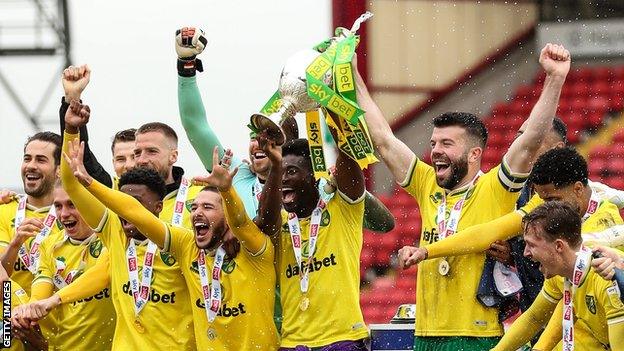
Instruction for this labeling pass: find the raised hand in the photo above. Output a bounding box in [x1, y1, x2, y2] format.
[192, 147, 238, 191]
[398, 245, 428, 269]
[62, 65, 91, 102]
[539, 43, 571, 78]
[257, 131, 282, 166]
[64, 100, 91, 132]
[486, 240, 513, 266]
[0, 189, 16, 204]
[175, 27, 207, 59]
[13, 218, 44, 247]
[63, 139, 93, 187]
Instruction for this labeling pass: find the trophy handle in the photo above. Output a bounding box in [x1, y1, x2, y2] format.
[250, 113, 286, 146]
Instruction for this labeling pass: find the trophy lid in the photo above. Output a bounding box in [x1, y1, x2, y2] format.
[390, 304, 416, 324]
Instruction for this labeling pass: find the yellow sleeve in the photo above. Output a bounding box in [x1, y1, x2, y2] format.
[57, 250, 110, 304]
[10, 279, 29, 306]
[399, 157, 435, 206]
[492, 293, 558, 351]
[30, 239, 54, 301]
[517, 194, 544, 216]
[0, 204, 14, 248]
[534, 300, 563, 350]
[608, 322, 624, 350]
[61, 132, 107, 228]
[86, 180, 167, 249]
[426, 210, 523, 258]
[221, 187, 266, 255]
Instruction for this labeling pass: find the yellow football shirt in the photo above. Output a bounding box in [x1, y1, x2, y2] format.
[32, 232, 115, 350]
[276, 192, 368, 348]
[542, 269, 624, 348]
[401, 157, 526, 337]
[163, 224, 278, 350]
[533, 199, 624, 351]
[93, 211, 195, 350]
[0, 199, 63, 296]
[161, 185, 203, 231]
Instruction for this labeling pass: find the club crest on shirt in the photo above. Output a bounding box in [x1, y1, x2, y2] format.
[185, 199, 193, 212]
[160, 251, 177, 266]
[190, 260, 199, 274]
[430, 192, 443, 204]
[320, 210, 330, 227]
[222, 259, 236, 274]
[89, 240, 103, 258]
[301, 240, 317, 257]
[585, 295, 597, 314]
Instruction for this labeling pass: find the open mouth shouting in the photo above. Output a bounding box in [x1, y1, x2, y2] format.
[193, 220, 211, 239]
[62, 219, 78, 234]
[282, 186, 297, 205]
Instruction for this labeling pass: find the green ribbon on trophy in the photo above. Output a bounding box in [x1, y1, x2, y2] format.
[252, 11, 377, 178]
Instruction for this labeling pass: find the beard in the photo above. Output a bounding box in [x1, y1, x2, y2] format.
[24, 173, 55, 198]
[437, 154, 469, 190]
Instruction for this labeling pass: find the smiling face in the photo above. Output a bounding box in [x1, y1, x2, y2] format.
[190, 189, 228, 250]
[53, 186, 92, 240]
[281, 154, 317, 215]
[134, 131, 177, 182]
[430, 126, 473, 190]
[21, 140, 58, 198]
[112, 141, 136, 177]
[118, 184, 163, 241]
[523, 223, 565, 279]
[248, 138, 271, 176]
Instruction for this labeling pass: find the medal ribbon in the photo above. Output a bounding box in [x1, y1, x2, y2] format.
[171, 177, 190, 227]
[15, 198, 57, 274]
[581, 191, 601, 223]
[437, 172, 483, 240]
[198, 246, 226, 323]
[287, 199, 326, 293]
[126, 239, 158, 315]
[52, 234, 96, 289]
[562, 246, 592, 351]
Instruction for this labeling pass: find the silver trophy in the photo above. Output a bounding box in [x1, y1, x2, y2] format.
[250, 11, 373, 145]
[249, 49, 332, 145]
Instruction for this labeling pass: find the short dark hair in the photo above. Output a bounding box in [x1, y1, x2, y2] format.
[528, 147, 588, 188]
[25, 132, 62, 165]
[201, 186, 219, 194]
[552, 117, 568, 145]
[111, 128, 137, 152]
[118, 167, 167, 200]
[432, 112, 488, 148]
[136, 122, 178, 146]
[522, 201, 582, 247]
[282, 138, 312, 171]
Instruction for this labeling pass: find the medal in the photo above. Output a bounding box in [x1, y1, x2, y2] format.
[134, 319, 145, 333]
[299, 296, 310, 311]
[207, 327, 216, 340]
[438, 259, 450, 276]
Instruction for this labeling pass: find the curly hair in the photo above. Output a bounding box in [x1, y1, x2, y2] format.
[528, 147, 588, 188]
[118, 167, 167, 200]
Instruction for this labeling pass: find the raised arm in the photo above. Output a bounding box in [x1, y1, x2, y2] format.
[491, 293, 557, 351]
[252, 134, 283, 236]
[324, 109, 365, 202]
[59, 65, 112, 188]
[354, 55, 415, 183]
[175, 27, 234, 172]
[504, 44, 570, 173]
[363, 192, 395, 233]
[195, 147, 267, 254]
[65, 137, 168, 248]
[61, 102, 106, 228]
